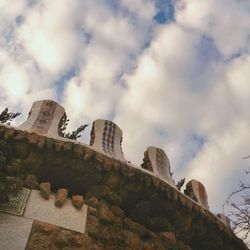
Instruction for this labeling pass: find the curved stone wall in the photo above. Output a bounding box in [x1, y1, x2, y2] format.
[0, 100, 248, 249]
[0, 124, 248, 249]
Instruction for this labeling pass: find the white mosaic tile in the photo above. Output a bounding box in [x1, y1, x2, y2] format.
[0, 213, 33, 250]
[24, 190, 87, 233]
[90, 119, 125, 160]
[19, 100, 65, 138]
[188, 180, 209, 209]
[147, 146, 175, 187]
[0, 188, 31, 216]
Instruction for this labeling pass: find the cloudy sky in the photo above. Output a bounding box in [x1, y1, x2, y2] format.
[0, 0, 250, 214]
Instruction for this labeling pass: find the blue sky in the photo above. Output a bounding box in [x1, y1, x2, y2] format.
[0, 0, 250, 218]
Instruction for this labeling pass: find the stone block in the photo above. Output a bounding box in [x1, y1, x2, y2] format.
[24, 190, 87, 233]
[98, 201, 115, 223]
[25, 220, 95, 250]
[0, 213, 33, 250]
[55, 188, 68, 207]
[24, 174, 39, 189]
[72, 195, 84, 209]
[39, 182, 51, 200]
[217, 214, 231, 228]
[160, 232, 176, 246]
[0, 188, 31, 216]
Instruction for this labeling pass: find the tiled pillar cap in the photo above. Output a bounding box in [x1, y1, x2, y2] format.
[19, 100, 65, 138]
[142, 146, 175, 186]
[90, 119, 125, 160]
[185, 179, 209, 209]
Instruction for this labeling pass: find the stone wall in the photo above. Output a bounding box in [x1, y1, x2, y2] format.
[0, 124, 248, 250]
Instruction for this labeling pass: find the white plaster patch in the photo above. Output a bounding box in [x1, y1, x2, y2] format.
[0, 213, 33, 250]
[24, 190, 87, 233]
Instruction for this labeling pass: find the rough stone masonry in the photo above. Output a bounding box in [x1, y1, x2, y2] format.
[0, 100, 248, 250]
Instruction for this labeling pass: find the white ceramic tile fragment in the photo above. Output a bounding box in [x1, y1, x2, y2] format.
[24, 190, 87, 233]
[19, 100, 65, 138]
[0, 213, 33, 250]
[147, 146, 175, 187]
[90, 119, 125, 160]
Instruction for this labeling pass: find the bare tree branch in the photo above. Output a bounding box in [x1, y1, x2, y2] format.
[225, 164, 250, 244]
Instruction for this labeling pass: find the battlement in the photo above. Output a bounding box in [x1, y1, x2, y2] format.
[0, 100, 248, 250]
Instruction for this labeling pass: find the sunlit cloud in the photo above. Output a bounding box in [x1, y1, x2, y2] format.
[0, 0, 249, 216]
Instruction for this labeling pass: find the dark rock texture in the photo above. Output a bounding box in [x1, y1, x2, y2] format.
[26, 220, 101, 250]
[0, 125, 248, 250]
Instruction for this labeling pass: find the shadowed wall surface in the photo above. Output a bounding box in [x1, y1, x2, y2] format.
[0, 124, 248, 250]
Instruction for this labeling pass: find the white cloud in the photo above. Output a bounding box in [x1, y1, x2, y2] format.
[0, 0, 249, 217]
[226, 55, 250, 105]
[183, 121, 250, 211]
[176, 0, 250, 56]
[120, 0, 155, 20]
[17, 0, 82, 76]
[0, 61, 30, 98]
[62, 0, 157, 131]
[113, 2, 250, 214]
[0, 1, 26, 26]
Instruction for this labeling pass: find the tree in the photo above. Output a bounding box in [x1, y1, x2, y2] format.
[0, 108, 88, 203]
[177, 178, 185, 191]
[225, 158, 250, 244]
[170, 171, 185, 190]
[58, 113, 88, 140]
[0, 108, 21, 203]
[0, 107, 20, 124]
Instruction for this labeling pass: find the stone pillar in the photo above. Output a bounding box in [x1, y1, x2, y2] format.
[184, 180, 209, 209]
[19, 100, 65, 138]
[217, 214, 231, 228]
[89, 119, 125, 160]
[141, 146, 175, 186]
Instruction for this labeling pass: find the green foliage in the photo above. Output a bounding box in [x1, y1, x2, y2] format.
[0, 107, 21, 203]
[0, 139, 20, 203]
[0, 107, 20, 124]
[58, 112, 88, 140]
[64, 124, 89, 140]
[58, 112, 69, 137]
[176, 178, 185, 191]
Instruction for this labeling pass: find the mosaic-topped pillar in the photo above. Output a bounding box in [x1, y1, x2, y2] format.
[217, 214, 231, 228]
[141, 146, 175, 186]
[19, 100, 65, 138]
[89, 119, 125, 160]
[184, 180, 209, 210]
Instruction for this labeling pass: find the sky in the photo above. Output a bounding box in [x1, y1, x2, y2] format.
[0, 0, 250, 215]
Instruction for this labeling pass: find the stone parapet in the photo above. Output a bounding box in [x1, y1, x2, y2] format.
[0, 124, 248, 250]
